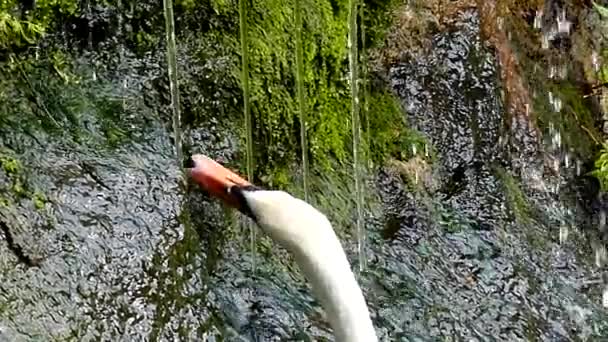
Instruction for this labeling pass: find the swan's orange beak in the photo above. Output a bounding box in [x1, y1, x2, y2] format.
[185, 154, 252, 209]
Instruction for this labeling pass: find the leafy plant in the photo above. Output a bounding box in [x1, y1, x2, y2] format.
[0, 12, 45, 48]
[0, 0, 78, 51]
[592, 143, 608, 191]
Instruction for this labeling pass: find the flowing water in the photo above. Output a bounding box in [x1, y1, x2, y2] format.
[348, 0, 367, 273]
[162, 0, 183, 168]
[294, 0, 310, 203]
[2, 2, 608, 341]
[360, 3, 372, 170]
[238, 0, 257, 272]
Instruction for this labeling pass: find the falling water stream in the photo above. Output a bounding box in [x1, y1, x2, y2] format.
[348, 0, 366, 272]
[238, 0, 257, 271]
[294, 0, 309, 202]
[360, 3, 371, 170]
[162, 0, 183, 167]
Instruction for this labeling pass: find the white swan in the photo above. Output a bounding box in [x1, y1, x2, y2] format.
[186, 154, 378, 342]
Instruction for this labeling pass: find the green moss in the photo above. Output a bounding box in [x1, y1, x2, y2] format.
[11, 180, 25, 197]
[181, 0, 422, 189]
[0, 150, 48, 213]
[494, 167, 532, 224]
[365, 88, 431, 164]
[0, 154, 21, 174]
[33, 192, 47, 210]
[243, 0, 352, 176]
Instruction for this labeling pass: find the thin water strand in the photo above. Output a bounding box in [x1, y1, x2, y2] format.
[294, 0, 309, 202]
[360, 2, 371, 169]
[348, 0, 366, 272]
[239, 0, 257, 271]
[163, 0, 183, 167]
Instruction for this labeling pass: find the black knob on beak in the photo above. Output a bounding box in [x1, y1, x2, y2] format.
[184, 156, 195, 168]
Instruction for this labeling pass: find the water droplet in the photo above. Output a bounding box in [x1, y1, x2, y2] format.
[595, 244, 607, 268]
[558, 64, 568, 79]
[556, 10, 571, 34]
[559, 225, 569, 244]
[553, 97, 562, 112]
[552, 130, 562, 150]
[553, 157, 560, 174]
[534, 10, 543, 29]
[542, 34, 550, 50]
[592, 51, 600, 72]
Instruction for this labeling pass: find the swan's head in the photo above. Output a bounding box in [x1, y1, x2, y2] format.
[185, 154, 330, 248]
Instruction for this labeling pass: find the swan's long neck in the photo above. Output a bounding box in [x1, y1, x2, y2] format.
[243, 190, 378, 342]
[291, 232, 377, 342]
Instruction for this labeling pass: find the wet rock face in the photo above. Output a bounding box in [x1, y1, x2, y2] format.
[377, 9, 608, 341]
[0, 126, 183, 340]
[390, 11, 507, 229]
